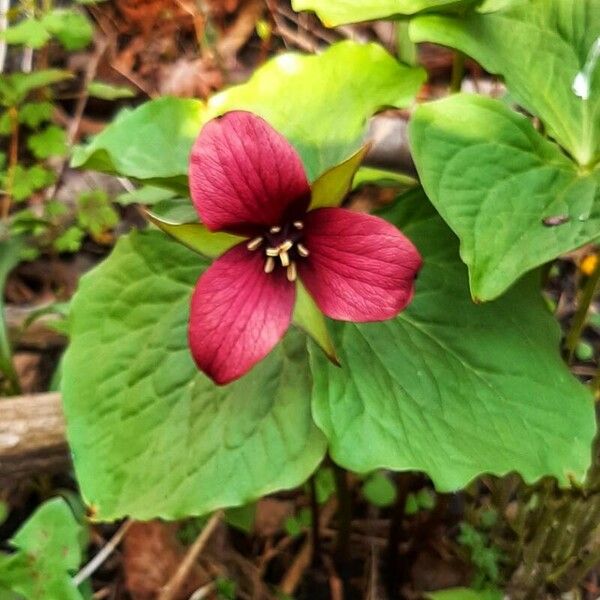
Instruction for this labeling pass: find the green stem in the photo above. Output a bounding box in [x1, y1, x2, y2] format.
[0, 236, 24, 396]
[396, 21, 417, 67]
[565, 258, 600, 363]
[450, 51, 465, 93]
[592, 369, 600, 399]
[0, 332, 21, 396]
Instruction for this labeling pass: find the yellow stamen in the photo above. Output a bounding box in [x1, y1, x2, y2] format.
[297, 243, 309, 257]
[264, 257, 275, 273]
[247, 236, 263, 251]
[270, 225, 281, 233]
[266, 247, 279, 257]
[280, 240, 293, 252]
[293, 221, 304, 229]
[280, 250, 290, 267]
[287, 261, 297, 282]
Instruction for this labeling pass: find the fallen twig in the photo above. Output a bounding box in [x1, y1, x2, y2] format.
[159, 510, 224, 600]
[73, 519, 134, 586]
[279, 498, 338, 595]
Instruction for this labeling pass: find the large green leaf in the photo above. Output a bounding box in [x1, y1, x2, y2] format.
[409, 94, 600, 301]
[62, 231, 326, 520]
[410, 0, 600, 166]
[291, 0, 477, 27]
[71, 97, 204, 192]
[207, 41, 425, 181]
[309, 192, 595, 491]
[72, 41, 424, 186]
[0, 498, 84, 600]
[426, 589, 502, 600]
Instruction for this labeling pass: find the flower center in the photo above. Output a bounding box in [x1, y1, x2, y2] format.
[246, 220, 310, 282]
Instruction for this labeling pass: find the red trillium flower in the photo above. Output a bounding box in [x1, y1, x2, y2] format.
[188, 111, 422, 385]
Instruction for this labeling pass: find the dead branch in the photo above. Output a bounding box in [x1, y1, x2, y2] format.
[0, 392, 69, 482]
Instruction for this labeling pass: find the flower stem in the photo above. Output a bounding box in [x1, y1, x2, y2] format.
[450, 51, 465, 93]
[565, 255, 600, 363]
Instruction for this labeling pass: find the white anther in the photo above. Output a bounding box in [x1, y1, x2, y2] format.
[293, 221, 304, 230]
[287, 261, 297, 282]
[247, 237, 263, 251]
[280, 240, 293, 252]
[264, 257, 275, 273]
[270, 225, 281, 233]
[297, 243, 309, 257]
[279, 250, 290, 267]
[266, 247, 279, 257]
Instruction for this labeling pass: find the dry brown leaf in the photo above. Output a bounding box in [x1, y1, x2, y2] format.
[204, 0, 241, 19]
[217, 0, 263, 61]
[115, 0, 194, 34]
[159, 57, 224, 98]
[254, 499, 295, 537]
[123, 521, 209, 600]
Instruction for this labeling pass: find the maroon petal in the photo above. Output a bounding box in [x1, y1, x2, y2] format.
[189, 111, 311, 234]
[298, 208, 422, 322]
[189, 243, 295, 385]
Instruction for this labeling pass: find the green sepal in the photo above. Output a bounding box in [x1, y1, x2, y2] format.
[353, 166, 417, 189]
[309, 145, 370, 210]
[145, 211, 244, 259]
[293, 280, 339, 365]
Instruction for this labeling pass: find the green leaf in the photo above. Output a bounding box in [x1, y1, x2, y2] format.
[291, 0, 478, 27]
[284, 507, 311, 537]
[71, 97, 205, 192]
[116, 185, 177, 206]
[150, 198, 198, 222]
[145, 211, 243, 258]
[576, 340, 594, 361]
[42, 9, 94, 50]
[54, 226, 85, 253]
[9, 164, 56, 201]
[0, 112, 10, 135]
[313, 466, 335, 503]
[207, 41, 425, 181]
[61, 230, 327, 520]
[0, 498, 84, 600]
[77, 191, 118, 236]
[409, 94, 600, 301]
[362, 471, 397, 507]
[27, 124, 67, 158]
[293, 280, 338, 364]
[409, 0, 600, 166]
[353, 166, 417, 189]
[1, 18, 50, 49]
[426, 588, 502, 600]
[19, 102, 55, 128]
[0, 70, 72, 106]
[225, 504, 256, 533]
[309, 145, 369, 210]
[73, 42, 424, 188]
[309, 193, 595, 491]
[87, 81, 136, 100]
[0, 236, 24, 394]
